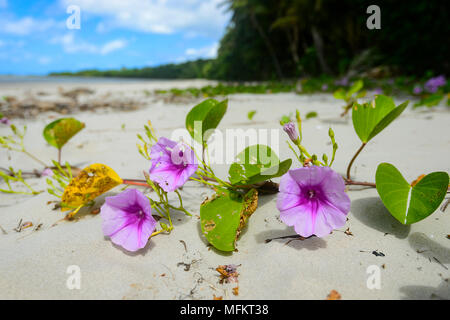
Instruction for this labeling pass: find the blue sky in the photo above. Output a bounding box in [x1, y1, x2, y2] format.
[0, 0, 230, 75]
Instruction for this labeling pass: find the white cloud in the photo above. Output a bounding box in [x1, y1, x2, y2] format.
[60, 0, 230, 37]
[38, 56, 52, 65]
[2, 17, 55, 35]
[100, 39, 126, 55]
[51, 33, 127, 55]
[185, 42, 218, 59]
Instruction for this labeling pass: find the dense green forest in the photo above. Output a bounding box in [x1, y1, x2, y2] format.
[51, 0, 449, 81]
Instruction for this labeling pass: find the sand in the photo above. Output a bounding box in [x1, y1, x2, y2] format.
[0, 80, 449, 300]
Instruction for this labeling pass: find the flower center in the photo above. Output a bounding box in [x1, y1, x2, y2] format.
[308, 189, 316, 199]
[138, 210, 144, 217]
[179, 150, 184, 157]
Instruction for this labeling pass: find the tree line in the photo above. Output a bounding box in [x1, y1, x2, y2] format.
[51, 0, 449, 81]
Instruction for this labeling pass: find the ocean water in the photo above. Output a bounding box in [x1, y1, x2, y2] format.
[0, 75, 155, 84]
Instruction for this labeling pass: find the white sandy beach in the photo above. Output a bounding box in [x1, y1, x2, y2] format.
[0, 79, 449, 300]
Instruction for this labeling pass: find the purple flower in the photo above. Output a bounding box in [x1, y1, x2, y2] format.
[283, 122, 298, 143]
[335, 77, 349, 87]
[373, 88, 383, 95]
[276, 166, 351, 237]
[41, 168, 54, 177]
[100, 189, 157, 252]
[149, 137, 198, 192]
[413, 85, 423, 95]
[0, 117, 11, 126]
[424, 75, 446, 93]
[321, 84, 328, 91]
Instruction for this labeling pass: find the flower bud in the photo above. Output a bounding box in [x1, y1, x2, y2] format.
[328, 127, 334, 139]
[283, 122, 299, 143]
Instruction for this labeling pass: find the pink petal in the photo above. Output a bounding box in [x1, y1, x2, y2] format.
[276, 191, 301, 211]
[280, 202, 315, 237]
[320, 171, 351, 214]
[278, 171, 301, 195]
[289, 166, 331, 187]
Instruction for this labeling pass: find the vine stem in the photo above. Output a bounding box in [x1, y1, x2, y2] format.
[121, 179, 150, 187]
[58, 148, 62, 166]
[346, 142, 366, 180]
[22, 150, 47, 167]
[344, 179, 376, 188]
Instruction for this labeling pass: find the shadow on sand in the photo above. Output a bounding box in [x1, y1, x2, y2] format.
[351, 197, 410, 239]
[400, 279, 450, 300]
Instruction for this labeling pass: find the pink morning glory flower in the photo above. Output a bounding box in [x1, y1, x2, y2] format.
[149, 137, 198, 192]
[413, 85, 423, 95]
[277, 166, 351, 237]
[41, 168, 54, 177]
[335, 77, 349, 87]
[373, 88, 383, 95]
[424, 75, 446, 93]
[0, 117, 11, 125]
[100, 188, 157, 252]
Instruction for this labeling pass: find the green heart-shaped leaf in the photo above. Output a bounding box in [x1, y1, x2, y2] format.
[352, 95, 408, 143]
[375, 163, 449, 224]
[414, 94, 444, 108]
[228, 144, 291, 185]
[346, 79, 364, 99]
[200, 188, 258, 252]
[43, 118, 85, 149]
[185, 98, 227, 144]
[333, 89, 346, 100]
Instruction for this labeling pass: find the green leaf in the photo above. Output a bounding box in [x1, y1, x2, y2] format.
[346, 79, 364, 99]
[367, 101, 408, 141]
[414, 94, 444, 108]
[356, 90, 367, 99]
[247, 110, 256, 120]
[185, 98, 227, 144]
[228, 144, 291, 185]
[305, 111, 318, 119]
[375, 163, 449, 224]
[352, 95, 408, 143]
[333, 89, 346, 100]
[200, 188, 258, 252]
[43, 118, 85, 149]
[279, 114, 291, 125]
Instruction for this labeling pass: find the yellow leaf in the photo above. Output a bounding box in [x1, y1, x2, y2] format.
[61, 163, 123, 212]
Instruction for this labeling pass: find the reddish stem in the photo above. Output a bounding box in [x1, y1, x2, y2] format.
[344, 179, 376, 188]
[122, 179, 149, 187]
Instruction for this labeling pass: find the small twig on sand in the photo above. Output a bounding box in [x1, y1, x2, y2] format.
[433, 257, 448, 270]
[13, 219, 23, 233]
[440, 198, 449, 212]
[265, 234, 314, 243]
[179, 240, 188, 252]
